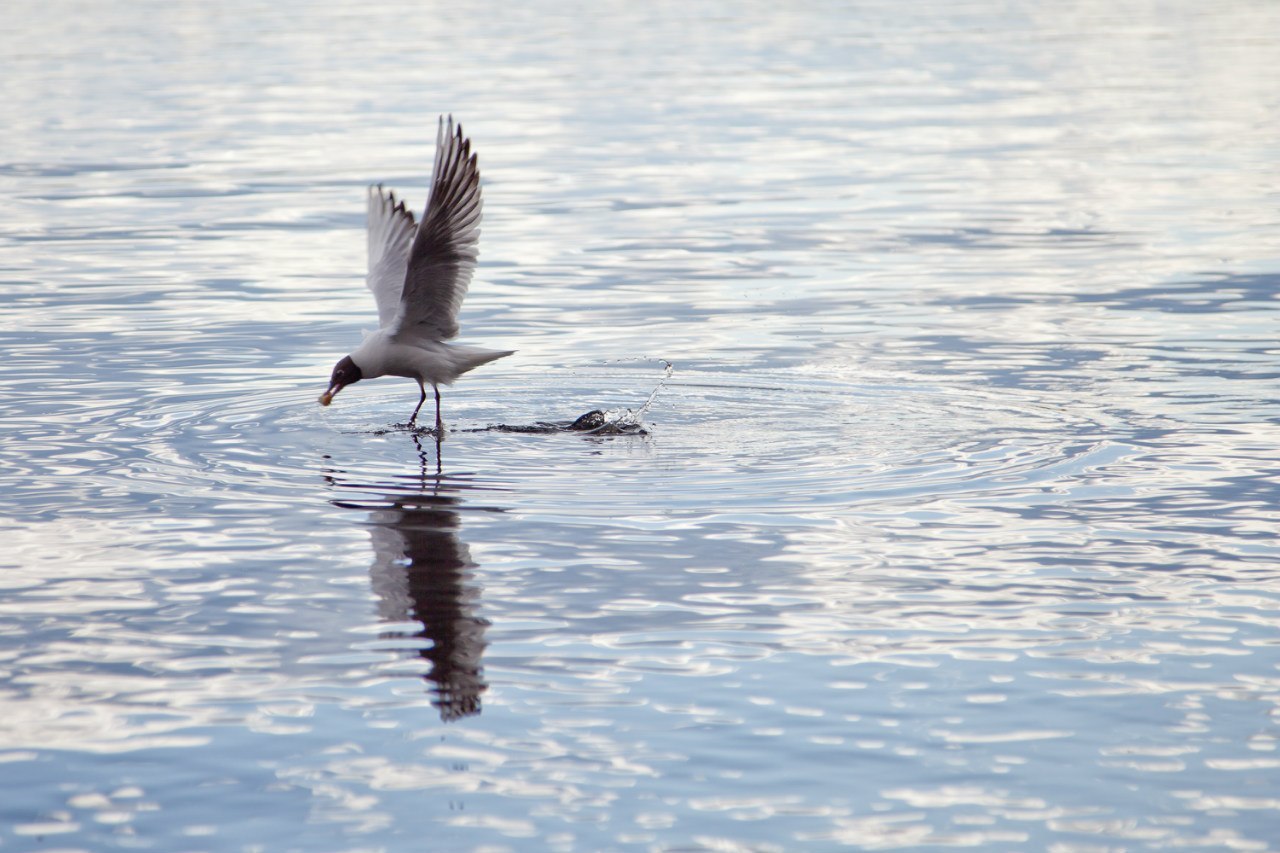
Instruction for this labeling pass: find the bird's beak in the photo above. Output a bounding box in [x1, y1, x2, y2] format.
[319, 383, 343, 407]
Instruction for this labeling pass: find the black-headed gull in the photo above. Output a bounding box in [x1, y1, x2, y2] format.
[320, 117, 512, 434]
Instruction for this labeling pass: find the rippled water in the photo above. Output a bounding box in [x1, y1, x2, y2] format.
[4, 1, 1280, 850]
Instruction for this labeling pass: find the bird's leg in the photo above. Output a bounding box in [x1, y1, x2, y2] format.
[433, 384, 445, 439]
[407, 380, 427, 428]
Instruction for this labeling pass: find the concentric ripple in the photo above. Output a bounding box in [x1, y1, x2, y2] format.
[4, 1, 1280, 849]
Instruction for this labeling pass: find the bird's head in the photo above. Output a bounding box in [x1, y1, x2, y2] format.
[319, 355, 363, 406]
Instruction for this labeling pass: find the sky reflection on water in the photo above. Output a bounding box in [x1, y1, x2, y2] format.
[2, 0, 1280, 850]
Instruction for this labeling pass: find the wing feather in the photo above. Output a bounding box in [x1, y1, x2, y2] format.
[392, 116, 482, 341]
[366, 185, 417, 329]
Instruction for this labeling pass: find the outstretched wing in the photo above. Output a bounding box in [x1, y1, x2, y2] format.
[392, 116, 482, 341]
[366, 185, 417, 329]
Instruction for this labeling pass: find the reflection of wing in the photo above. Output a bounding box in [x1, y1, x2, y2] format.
[366, 186, 417, 329]
[367, 515, 418, 621]
[366, 498, 488, 722]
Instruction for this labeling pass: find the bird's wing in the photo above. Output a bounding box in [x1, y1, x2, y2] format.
[391, 116, 482, 342]
[366, 185, 418, 329]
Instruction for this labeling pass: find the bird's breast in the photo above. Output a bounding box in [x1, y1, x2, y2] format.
[352, 334, 458, 384]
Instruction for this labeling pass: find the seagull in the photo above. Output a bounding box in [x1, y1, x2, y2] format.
[319, 116, 513, 434]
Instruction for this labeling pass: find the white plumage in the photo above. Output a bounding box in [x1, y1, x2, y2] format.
[320, 117, 513, 433]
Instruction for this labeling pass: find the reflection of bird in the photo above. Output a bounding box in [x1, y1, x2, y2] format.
[366, 494, 489, 722]
[319, 116, 513, 433]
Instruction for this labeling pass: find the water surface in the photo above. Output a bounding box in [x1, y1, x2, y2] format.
[3, 1, 1280, 850]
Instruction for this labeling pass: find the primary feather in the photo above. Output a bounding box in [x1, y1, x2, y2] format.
[394, 116, 483, 342]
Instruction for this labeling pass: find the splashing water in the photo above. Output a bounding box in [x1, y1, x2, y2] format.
[466, 359, 672, 435]
[566, 359, 673, 434]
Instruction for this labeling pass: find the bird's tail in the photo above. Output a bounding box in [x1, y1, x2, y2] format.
[448, 345, 515, 379]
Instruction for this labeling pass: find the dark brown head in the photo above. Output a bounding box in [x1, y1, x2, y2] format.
[319, 355, 363, 406]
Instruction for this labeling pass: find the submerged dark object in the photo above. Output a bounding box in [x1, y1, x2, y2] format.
[568, 410, 608, 431]
[461, 409, 647, 436]
[567, 409, 646, 435]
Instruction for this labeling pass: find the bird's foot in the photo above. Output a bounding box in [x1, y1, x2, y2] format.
[394, 419, 445, 439]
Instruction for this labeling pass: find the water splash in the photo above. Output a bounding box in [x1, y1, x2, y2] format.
[630, 359, 674, 424]
[470, 359, 672, 436]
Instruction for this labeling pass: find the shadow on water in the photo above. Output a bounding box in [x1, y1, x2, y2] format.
[325, 435, 495, 722]
[367, 359, 673, 438]
[365, 410, 649, 438]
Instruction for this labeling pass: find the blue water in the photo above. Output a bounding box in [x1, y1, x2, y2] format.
[3, 1, 1280, 850]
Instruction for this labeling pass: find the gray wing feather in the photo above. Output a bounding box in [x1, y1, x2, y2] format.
[392, 116, 482, 341]
[366, 185, 417, 329]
